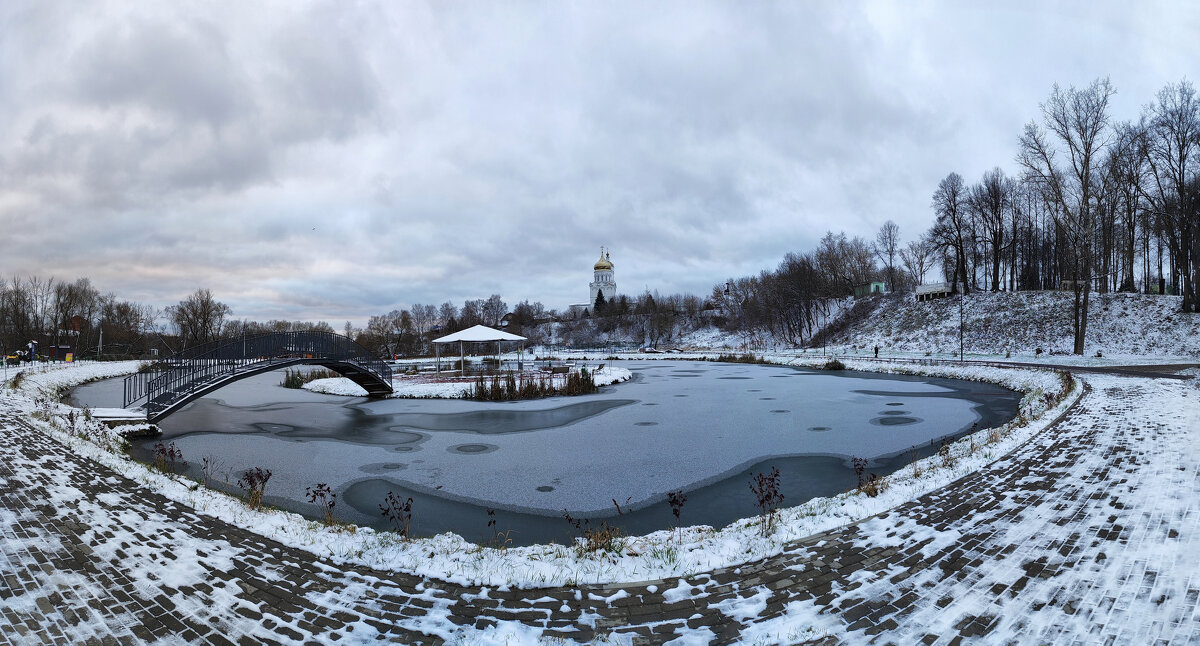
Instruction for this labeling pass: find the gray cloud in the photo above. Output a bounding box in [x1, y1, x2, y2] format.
[2, 0, 1199, 325]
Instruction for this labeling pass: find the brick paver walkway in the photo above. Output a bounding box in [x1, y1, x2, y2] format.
[2, 373, 1197, 644]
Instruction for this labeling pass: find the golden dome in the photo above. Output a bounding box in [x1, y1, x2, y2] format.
[594, 248, 613, 270]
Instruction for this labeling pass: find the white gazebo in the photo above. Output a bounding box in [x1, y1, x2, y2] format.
[431, 325, 527, 375]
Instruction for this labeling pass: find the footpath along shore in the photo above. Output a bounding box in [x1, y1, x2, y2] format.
[1, 365, 1198, 644]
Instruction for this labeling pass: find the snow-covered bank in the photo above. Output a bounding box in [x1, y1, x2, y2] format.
[817, 290, 1200, 359]
[303, 366, 633, 398]
[3, 356, 1081, 588]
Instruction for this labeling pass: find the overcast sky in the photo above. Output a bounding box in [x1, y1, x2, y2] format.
[2, 1, 1198, 325]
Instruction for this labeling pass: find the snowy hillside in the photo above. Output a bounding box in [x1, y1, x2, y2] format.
[821, 291, 1200, 360]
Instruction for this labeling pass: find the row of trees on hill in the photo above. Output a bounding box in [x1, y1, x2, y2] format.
[712, 78, 1199, 355]
[561, 291, 707, 348]
[928, 77, 1200, 353]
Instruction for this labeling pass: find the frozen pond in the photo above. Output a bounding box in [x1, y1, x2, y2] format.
[70, 360, 1020, 546]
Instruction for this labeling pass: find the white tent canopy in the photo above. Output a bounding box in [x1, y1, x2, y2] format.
[431, 325, 527, 375]
[431, 325, 527, 344]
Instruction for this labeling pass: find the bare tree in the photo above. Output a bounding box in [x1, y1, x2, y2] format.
[438, 302, 458, 330]
[900, 236, 935, 288]
[814, 231, 877, 296]
[481, 294, 507, 327]
[460, 299, 484, 328]
[1106, 123, 1145, 292]
[1018, 77, 1115, 354]
[874, 220, 901, 292]
[167, 289, 232, 348]
[968, 168, 1013, 291]
[930, 172, 971, 294]
[1137, 80, 1200, 311]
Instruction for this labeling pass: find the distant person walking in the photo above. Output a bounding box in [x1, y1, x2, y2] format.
[874, 345, 879, 358]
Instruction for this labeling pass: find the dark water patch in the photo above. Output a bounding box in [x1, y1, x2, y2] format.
[880, 410, 910, 416]
[718, 376, 752, 380]
[673, 394, 688, 398]
[377, 399, 635, 435]
[670, 374, 702, 377]
[634, 422, 658, 427]
[449, 443, 498, 455]
[873, 416, 919, 426]
[360, 462, 407, 474]
[276, 425, 427, 447]
[809, 426, 831, 432]
[771, 410, 790, 414]
[536, 485, 554, 492]
[759, 397, 776, 400]
[886, 402, 905, 406]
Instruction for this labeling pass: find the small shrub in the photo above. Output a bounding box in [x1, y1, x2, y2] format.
[938, 442, 956, 469]
[152, 441, 185, 474]
[10, 371, 25, 390]
[852, 456, 868, 488]
[484, 508, 513, 550]
[201, 455, 219, 488]
[909, 452, 924, 478]
[470, 370, 592, 401]
[822, 358, 846, 371]
[715, 353, 767, 364]
[306, 482, 337, 526]
[749, 467, 785, 536]
[379, 491, 414, 538]
[861, 473, 885, 497]
[667, 490, 687, 543]
[237, 467, 273, 510]
[562, 510, 625, 555]
[564, 368, 598, 395]
[281, 368, 338, 389]
[852, 457, 885, 497]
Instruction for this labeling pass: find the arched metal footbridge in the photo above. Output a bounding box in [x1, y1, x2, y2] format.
[123, 331, 393, 422]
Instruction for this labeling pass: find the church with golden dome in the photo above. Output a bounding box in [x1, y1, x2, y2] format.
[589, 247, 617, 306]
[568, 247, 618, 315]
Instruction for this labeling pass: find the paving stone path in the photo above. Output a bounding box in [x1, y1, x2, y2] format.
[1, 373, 1197, 644]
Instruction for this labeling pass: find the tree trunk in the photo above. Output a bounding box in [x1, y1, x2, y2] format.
[1075, 281, 1090, 355]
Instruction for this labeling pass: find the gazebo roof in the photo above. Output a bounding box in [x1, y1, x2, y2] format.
[431, 324, 527, 344]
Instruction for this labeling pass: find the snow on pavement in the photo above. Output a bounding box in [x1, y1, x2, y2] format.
[5, 357, 1199, 643]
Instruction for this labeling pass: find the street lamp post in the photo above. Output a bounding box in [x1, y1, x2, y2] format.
[959, 291, 965, 362]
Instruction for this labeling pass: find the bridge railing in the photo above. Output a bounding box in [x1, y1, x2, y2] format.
[123, 331, 392, 412]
